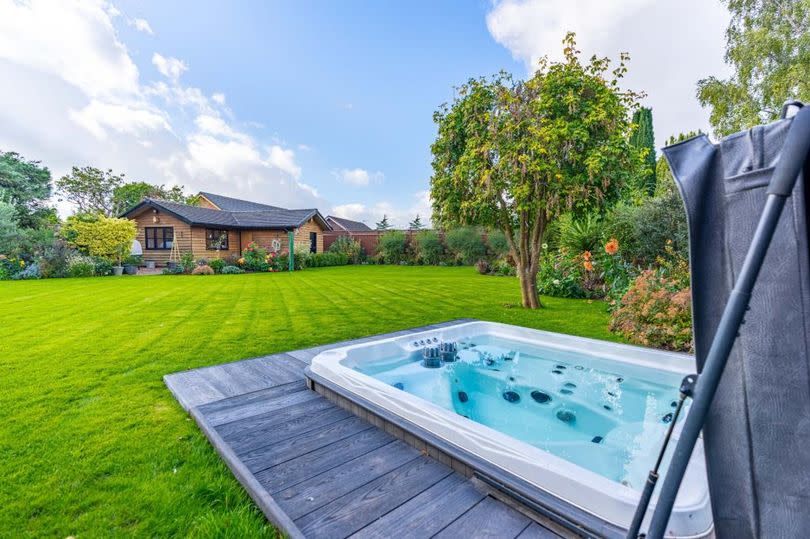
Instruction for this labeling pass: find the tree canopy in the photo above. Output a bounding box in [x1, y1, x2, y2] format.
[408, 215, 424, 230]
[0, 151, 53, 227]
[56, 167, 125, 216]
[112, 182, 197, 214]
[629, 107, 656, 196]
[375, 215, 391, 230]
[697, 0, 810, 136]
[430, 33, 643, 308]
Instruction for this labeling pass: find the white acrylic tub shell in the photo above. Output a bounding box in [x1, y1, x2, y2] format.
[309, 321, 713, 538]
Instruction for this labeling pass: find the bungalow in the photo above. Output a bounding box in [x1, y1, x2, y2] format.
[122, 191, 330, 266]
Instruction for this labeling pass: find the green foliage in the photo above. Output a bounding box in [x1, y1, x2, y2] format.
[408, 215, 424, 230]
[220, 265, 245, 274]
[445, 226, 486, 264]
[240, 242, 268, 272]
[414, 230, 444, 264]
[12, 262, 40, 280]
[486, 229, 510, 258]
[208, 258, 226, 274]
[62, 214, 136, 265]
[93, 257, 114, 277]
[112, 181, 196, 214]
[697, 0, 810, 136]
[274, 252, 306, 271]
[537, 249, 586, 298]
[559, 214, 603, 253]
[304, 252, 349, 267]
[328, 235, 363, 264]
[0, 255, 26, 280]
[430, 32, 643, 308]
[180, 252, 196, 273]
[56, 167, 126, 216]
[0, 201, 20, 253]
[629, 107, 656, 196]
[162, 265, 184, 275]
[374, 215, 391, 230]
[610, 250, 692, 351]
[191, 265, 215, 275]
[604, 190, 688, 265]
[38, 239, 77, 279]
[377, 230, 407, 264]
[0, 151, 52, 227]
[68, 255, 96, 278]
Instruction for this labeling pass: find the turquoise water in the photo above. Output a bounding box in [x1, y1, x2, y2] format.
[355, 334, 686, 488]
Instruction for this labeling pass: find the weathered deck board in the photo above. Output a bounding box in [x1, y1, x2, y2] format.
[164, 320, 569, 538]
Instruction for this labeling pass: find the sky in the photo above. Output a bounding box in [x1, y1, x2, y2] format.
[0, 0, 731, 227]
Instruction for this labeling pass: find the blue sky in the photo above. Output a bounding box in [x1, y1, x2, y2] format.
[0, 0, 730, 226]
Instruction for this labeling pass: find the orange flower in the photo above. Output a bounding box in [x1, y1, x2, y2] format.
[605, 238, 619, 255]
[583, 260, 594, 271]
[583, 250, 592, 261]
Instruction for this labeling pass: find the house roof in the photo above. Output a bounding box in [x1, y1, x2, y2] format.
[198, 191, 283, 212]
[122, 197, 330, 230]
[326, 215, 372, 232]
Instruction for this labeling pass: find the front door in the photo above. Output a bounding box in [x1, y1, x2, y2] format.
[309, 231, 317, 253]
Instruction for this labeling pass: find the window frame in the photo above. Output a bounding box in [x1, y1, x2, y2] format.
[205, 229, 229, 251]
[144, 226, 174, 250]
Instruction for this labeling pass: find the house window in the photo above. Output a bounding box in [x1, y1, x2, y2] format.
[206, 229, 229, 250]
[145, 227, 174, 250]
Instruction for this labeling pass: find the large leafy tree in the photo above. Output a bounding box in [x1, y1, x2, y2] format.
[112, 182, 196, 214]
[697, 0, 810, 136]
[629, 107, 656, 196]
[56, 167, 125, 216]
[431, 33, 643, 308]
[0, 151, 53, 227]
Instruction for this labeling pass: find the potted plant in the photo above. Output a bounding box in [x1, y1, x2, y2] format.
[145, 260, 156, 270]
[124, 255, 142, 275]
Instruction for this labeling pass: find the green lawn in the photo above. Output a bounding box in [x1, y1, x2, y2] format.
[0, 266, 619, 537]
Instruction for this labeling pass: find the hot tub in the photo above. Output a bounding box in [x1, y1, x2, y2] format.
[308, 321, 712, 537]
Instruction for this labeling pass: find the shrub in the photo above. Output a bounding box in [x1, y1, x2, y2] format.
[162, 265, 184, 275]
[191, 264, 214, 275]
[445, 226, 486, 265]
[93, 257, 114, 276]
[271, 251, 306, 271]
[328, 236, 363, 264]
[0, 255, 25, 280]
[486, 229, 510, 258]
[241, 241, 269, 272]
[305, 252, 349, 268]
[13, 262, 40, 280]
[180, 252, 195, 273]
[491, 259, 516, 276]
[604, 191, 688, 265]
[414, 230, 444, 264]
[62, 214, 136, 266]
[220, 265, 245, 274]
[559, 214, 603, 253]
[38, 239, 76, 279]
[537, 248, 586, 298]
[377, 231, 407, 264]
[68, 255, 96, 278]
[609, 253, 692, 352]
[475, 259, 490, 275]
[209, 258, 226, 273]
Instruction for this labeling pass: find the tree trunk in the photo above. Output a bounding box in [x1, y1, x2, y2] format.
[517, 263, 542, 309]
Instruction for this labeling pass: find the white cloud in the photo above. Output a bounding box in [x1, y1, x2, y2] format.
[152, 52, 188, 80]
[132, 18, 153, 35]
[0, 0, 139, 98]
[334, 168, 383, 186]
[486, 0, 732, 148]
[267, 145, 302, 179]
[69, 99, 171, 139]
[0, 0, 326, 217]
[331, 191, 432, 228]
[211, 92, 226, 105]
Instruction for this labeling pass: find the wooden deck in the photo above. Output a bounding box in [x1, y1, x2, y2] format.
[165, 321, 570, 538]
